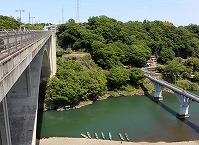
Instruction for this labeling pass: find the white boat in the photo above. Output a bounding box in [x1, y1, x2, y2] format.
[109, 132, 112, 140]
[125, 133, 129, 141]
[95, 133, 99, 139]
[81, 133, 88, 139]
[101, 132, 105, 139]
[87, 132, 92, 139]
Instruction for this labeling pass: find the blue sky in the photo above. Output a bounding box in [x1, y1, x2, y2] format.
[0, 0, 199, 26]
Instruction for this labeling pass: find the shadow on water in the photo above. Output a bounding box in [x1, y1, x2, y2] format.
[140, 83, 199, 134]
[36, 80, 47, 141]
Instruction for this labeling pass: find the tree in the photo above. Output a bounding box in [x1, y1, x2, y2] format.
[57, 20, 82, 49]
[45, 57, 107, 106]
[164, 57, 186, 82]
[107, 67, 130, 90]
[159, 48, 175, 64]
[129, 68, 144, 87]
[124, 44, 151, 67]
[186, 57, 199, 72]
[0, 15, 21, 29]
[87, 16, 122, 43]
[193, 72, 199, 82]
[91, 42, 124, 69]
[157, 64, 166, 73]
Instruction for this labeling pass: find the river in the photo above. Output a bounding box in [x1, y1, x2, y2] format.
[36, 92, 199, 142]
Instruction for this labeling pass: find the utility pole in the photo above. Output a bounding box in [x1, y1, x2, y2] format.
[76, 0, 80, 23]
[30, 17, 35, 24]
[15, 10, 25, 22]
[29, 12, 31, 24]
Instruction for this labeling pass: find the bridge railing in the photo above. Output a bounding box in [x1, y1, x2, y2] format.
[0, 30, 51, 61]
[144, 73, 199, 102]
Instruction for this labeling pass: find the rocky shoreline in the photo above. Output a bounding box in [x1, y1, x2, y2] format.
[42, 90, 147, 111]
[42, 87, 175, 112]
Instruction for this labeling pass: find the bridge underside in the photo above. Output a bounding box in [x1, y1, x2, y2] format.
[151, 81, 192, 118]
[0, 32, 56, 145]
[6, 44, 50, 145]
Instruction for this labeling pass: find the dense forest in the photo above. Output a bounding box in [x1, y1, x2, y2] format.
[43, 16, 199, 108]
[2, 14, 199, 108]
[57, 16, 199, 69]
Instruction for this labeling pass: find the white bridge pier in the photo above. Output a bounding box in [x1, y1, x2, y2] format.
[145, 74, 199, 119]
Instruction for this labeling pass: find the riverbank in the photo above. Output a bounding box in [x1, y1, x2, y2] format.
[39, 137, 199, 145]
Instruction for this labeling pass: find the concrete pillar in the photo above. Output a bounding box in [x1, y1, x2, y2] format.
[174, 92, 192, 118]
[6, 45, 47, 145]
[0, 97, 12, 145]
[50, 32, 57, 77]
[152, 82, 164, 101]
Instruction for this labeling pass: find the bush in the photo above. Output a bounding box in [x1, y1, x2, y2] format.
[107, 67, 130, 90]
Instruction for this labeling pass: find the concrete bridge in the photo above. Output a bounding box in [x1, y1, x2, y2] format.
[0, 30, 56, 145]
[144, 74, 199, 119]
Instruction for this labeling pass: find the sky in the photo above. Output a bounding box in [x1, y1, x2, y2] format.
[0, 0, 199, 26]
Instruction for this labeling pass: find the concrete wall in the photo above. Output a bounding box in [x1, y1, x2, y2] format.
[0, 97, 12, 145]
[0, 34, 51, 102]
[0, 32, 56, 145]
[6, 42, 51, 145]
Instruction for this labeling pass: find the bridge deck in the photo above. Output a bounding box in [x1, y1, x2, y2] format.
[144, 74, 199, 103]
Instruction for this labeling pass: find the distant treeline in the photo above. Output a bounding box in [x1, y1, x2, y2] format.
[57, 16, 199, 69]
[0, 15, 21, 29]
[46, 16, 199, 108]
[0, 15, 50, 30]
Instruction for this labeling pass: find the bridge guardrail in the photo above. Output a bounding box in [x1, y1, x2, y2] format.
[143, 72, 199, 102]
[0, 30, 51, 62]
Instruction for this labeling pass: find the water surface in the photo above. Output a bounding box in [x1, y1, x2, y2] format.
[37, 92, 199, 142]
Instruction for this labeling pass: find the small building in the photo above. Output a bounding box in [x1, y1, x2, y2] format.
[145, 59, 153, 67]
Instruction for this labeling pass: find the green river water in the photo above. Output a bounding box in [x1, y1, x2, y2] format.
[37, 92, 199, 142]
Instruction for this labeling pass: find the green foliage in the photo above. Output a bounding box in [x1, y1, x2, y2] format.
[91, 41, 124, 69]
[185, 24, 199, 38]
[56, 49, 72, 57]
[57, 20, 81, 49]
[125, 44, 151, 66]
[193, 72, 199, 82]
[164, 57, 186, 82]
[0, 15, 21, 29]
[159, 48, 175, 63]
[45, 57, 107, 106]
[129, 68, 144, 87]
[87, 16, 122, 43]
[175, 80, 198, 90]
[56, 50, 65, 57]
[24, 23, 44, 30]
[107, 67, 130, 90]
[57, 16, 199, 69]
[186, 57, 199, 72]
[157, 64, 166, 73]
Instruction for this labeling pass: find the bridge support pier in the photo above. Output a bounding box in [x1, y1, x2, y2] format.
[0, 96, 12, 145]
[174, 92, 192, 118]
[152, 82, 164, 101]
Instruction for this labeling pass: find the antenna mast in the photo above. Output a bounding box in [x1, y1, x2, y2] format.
[76, 0, 80, 23]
